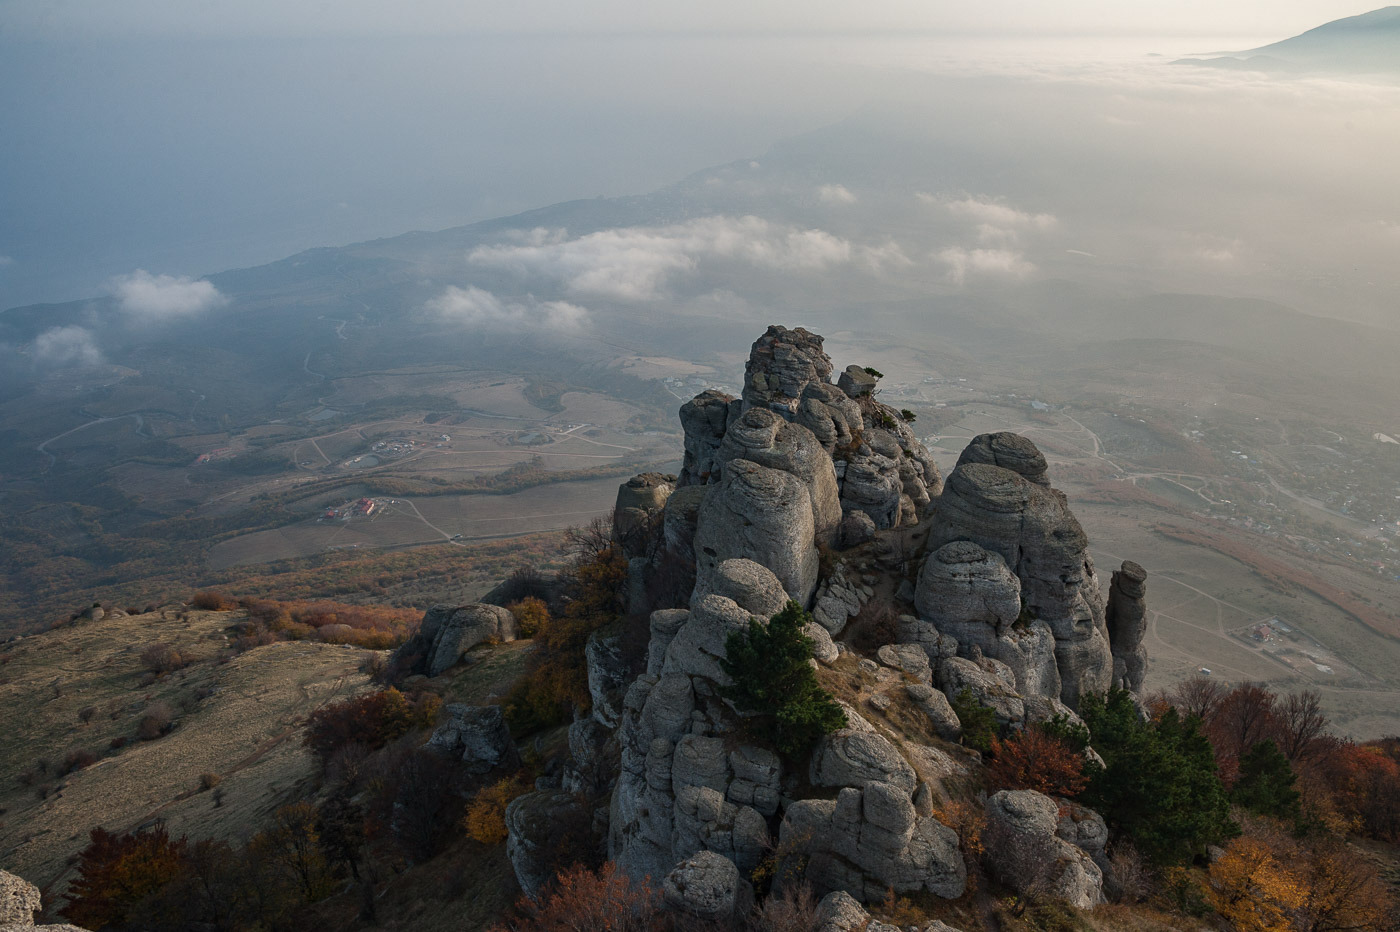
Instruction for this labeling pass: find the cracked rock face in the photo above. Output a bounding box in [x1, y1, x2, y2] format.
[693, 458, 820, 607]
[1, 871, 41, 926]
[916, 541, 1022, 639]
[678, 390, 741, 487]
[983, 790, 1105, 910]
[395, 603, 518, 677]
[718, 407, 842, 546]
[1106, 560, 1149, 692]
[779, 783, 967, 903]
[614, 472, 675, 558]
[797, 381, 864, 453]
[664, 850, 751, 923]
[426, 704, 520, 775]
[742, 325, 833, 416]
[928, 459, 1111, 708]
[955, 431, 1050, 486]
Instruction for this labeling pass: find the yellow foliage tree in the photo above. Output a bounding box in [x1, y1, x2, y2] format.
[464, 776, 531, 845]
[508, 596, 550, 639]
[1206, 837, 1306, 932]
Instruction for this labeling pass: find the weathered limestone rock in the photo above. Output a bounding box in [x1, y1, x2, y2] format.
[938, 656, 1024, 727]
[839, 509, 876, 548]
[928, 460, 1111, 708]
[693, 459, 819, 607]
[562, 717, 615, 796]
[678, 390, 741, 486]
[955, 431, 1050, 486]
[990, 621, 1063, 701]
[426, 704, 520, 775]
[614, 472, 675, 558]
[662, 485, 710, 563]
[663, 850, 752, 923]
[672, 785, 769, 873]
[718, 406, 842, 545]
[905, 684, 962, 741]
[797, 381, 864, 453]
[662, 594, 752, 685]
[811, 566, 866, 636]
[815, 890, 967, 932]
[742, 325, 833, 416]
[838, 449, 904, 530]
[983, 790, 1104, 910]
[586, 629, 630, 728]
[728, 745, 782, 816]
[877, 643, 932, 685]
[506, 791, 589, 898]
[806, 622, 840, 664]
[896, 615, 958, 666]
[810, 729, 917, 793]
[837, 365, 879, 398]
[690, 558, 789, 620]
[647, 609, 691, 677]
[1106, 560, 1149, 692]
[1, 871, 41, 926]
[395, 603, 517, 677]
[915, 541, 1022, 645]
[779, 784, 966, 902]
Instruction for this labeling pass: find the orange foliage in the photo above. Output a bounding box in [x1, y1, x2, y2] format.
[464, 775, 533, 845]
[986, 727, 1088, 798]
[508, 597, 550, 639]
[303, 687, 441, 763]
[491, 862, 663, 932]
[62, 824, 188, 930]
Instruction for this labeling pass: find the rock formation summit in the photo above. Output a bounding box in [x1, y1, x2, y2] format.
[504, 325, 1151, 912]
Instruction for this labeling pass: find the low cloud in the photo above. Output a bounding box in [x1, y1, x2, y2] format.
[426, 285, 588, 331]
[936, 247, 1035, 285]
[818, 183, 857, 205]
[33, 326, 103, 367]
[0, 255, 14, 268]
[111, 269, 229, 320]
[923, 194, 1058, 246]
[467, 215, 888, 300]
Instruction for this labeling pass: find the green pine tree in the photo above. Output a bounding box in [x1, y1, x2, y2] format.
[1080, 688, 1238, 865]
[1232, 739, 1300, 819]
[719, 601, 847, 757]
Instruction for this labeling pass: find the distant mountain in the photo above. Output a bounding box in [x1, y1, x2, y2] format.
[1176, 6, 1400, 74]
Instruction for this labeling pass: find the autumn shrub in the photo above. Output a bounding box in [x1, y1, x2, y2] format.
[137, 701, 176, 741]
[719, 601, 847, 758]
[490, 862, 662, 932]
[190, 591, 239, 611]
[464, 774, 533, 845]
[504, 546, 628, 735]
[140, 641, 189, 674]
[62, 824, 189, 930]
[750, 882, 820, 932]
[303, 687, 440, 766]
[507, 596, 550, 639]
[985, 727, 1087, 797]
[61, 747, 100, 774]
[199, 772, 222, 792]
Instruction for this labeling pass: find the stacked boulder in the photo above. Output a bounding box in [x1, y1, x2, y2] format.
[390, 603, 517, 677]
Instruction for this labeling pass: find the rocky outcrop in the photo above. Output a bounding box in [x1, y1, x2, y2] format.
[939, 656, 1025, 727]
[614, 472, 675, 558]
[426, 704, 520, 776]
[905, 684, 962, 741]
[797, 382, 864, 453]
[506, 791, 591, 898]
[718, 407, 842, 545]
[837, 365, 879, 398]
[742, 325, 833, 416]
[1106, 561, 1149, 693]
[955, 431, 1050, 486]
[586, 629, 630, 728]
[983, 790, 1104, 910]
[663, 851, 752, 924]
[393, 603, 517, 677]
[678, 390, 740, 486]
[779, 783, 966, 902]
[810, 729, 918, 793]
[915, 541, 1021, 651]
[0, 869, 90, 931]
[811, 565, 869, 636]
[815, 891, 966, 932]
[693, 459, 820, 607]
[929, 459, 1111, 708]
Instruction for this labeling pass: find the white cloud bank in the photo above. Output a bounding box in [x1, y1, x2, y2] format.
[467, 215, 901, 300]
[34, 326, 103, 367]
[936, 247, 1035, 285]
[111, 269, 229, 320]
[818, 183, 857, 205]
[425, 285, 588, 331]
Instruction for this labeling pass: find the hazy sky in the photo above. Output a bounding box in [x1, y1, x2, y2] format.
[0, 0, 1383, 38]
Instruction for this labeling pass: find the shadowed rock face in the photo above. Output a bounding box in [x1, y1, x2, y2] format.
[929, 460, 1111, 708]
[693, 458, 820, 607]
[614, 472, 675, 558]
[392, 603, 518, 677]
[1106, 560, 1149, 692]
[796, 381, 863, 453]
[741, 325, 833, 416]
[678, 390, 741, 487]
[955, 431, 1050, 486]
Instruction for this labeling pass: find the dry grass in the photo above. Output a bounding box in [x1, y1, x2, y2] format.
[0, 606, 375, 906]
